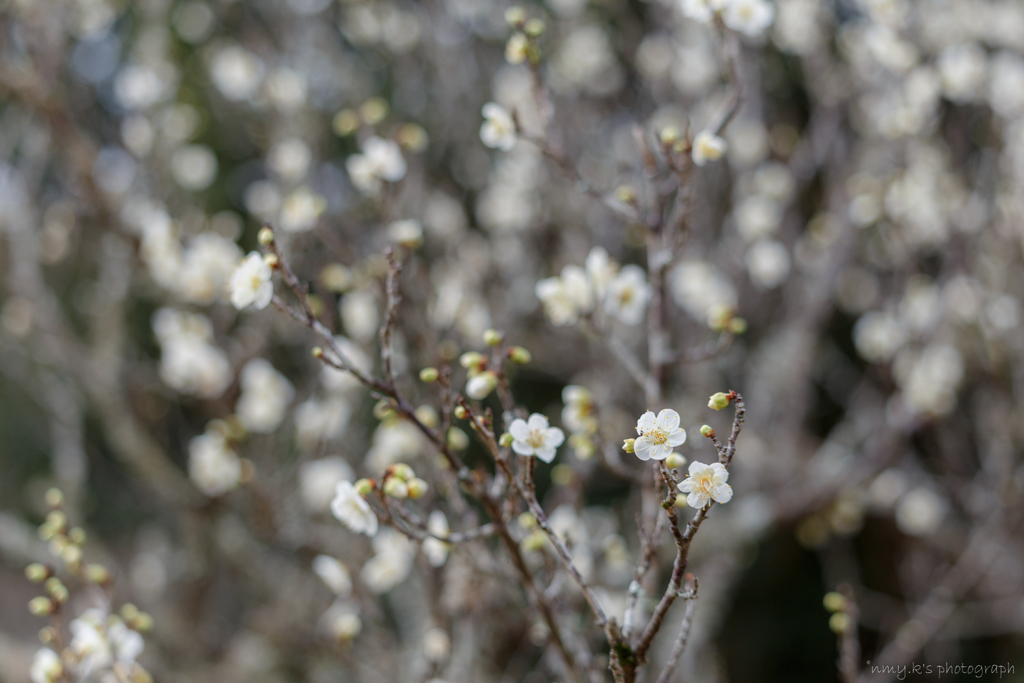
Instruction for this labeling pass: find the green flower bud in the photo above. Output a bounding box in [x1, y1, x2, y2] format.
[311, 346, 324, 358]
[665, 453, 687, 469]
[383, 478, 409, 499]
[459, 352, 485, 370]
[45, 511, 67, 533]
[121, 603, 139, 621]
[522, 530, 547, 552]
[622, 438, 635, 454]
[391, 463, 415, 481]
[614, 185, 636, 204]
[729, 317, 748, 335]
[483, 329, 503, 347]
[85, 563, 111, 584]
[28, 597, 54, 616]
[675, 494, 687, 508]
[354, 479, 374, 496]
[373, 399, 396, 420]
[524, 17, 545, 36]
[700, 425, 714, 438]
[257, 227, 275, 245]
[406, 478, 429, 499]
[68, 527, 86, 545]
[499, 432, 514, 447]
[708, 392, 731, 410]
[508, 346, 532, 364]
[504, 6, 525, 26]
[454, 405, 468, 420]
[447, 427, 470, 451]
[419, 367, 439, 383]
[823, 592, 847, 613]
[518, 512, 537, 530]
[828, 612, 851, 634]
[132, 612, 154, 633]
[551, 465, 574, 486]
[44, 488, 63, 509]
[660, 126, 681, 145]
[25, 563, 49, 583]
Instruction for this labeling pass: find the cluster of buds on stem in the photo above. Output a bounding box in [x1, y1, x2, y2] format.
[382, 463, 429, 500]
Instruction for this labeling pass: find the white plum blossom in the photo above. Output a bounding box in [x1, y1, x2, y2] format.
[692, 130, 728, 166]
[331, 480, 379, 536]
[723, 0, 775, 38]
[209, 45, 264, 101]
[562, 385, 597, 434]
[299, 456, 354, 511]
[422, 510, 451, 567]
[30, 649, 63, 683]
[346, 136, 407, 196]
[68, 609, 145, 675]
[279, 187, 326, 233]
[235, 358, 294, 433]
[188, 430, 242, 496]
[361, 530, 415, 593]
[480, 103, 517, 151]
[312, 555, 353, 596]
[152, 308, 232, 398]
[509, 413, 565, 463]
[229, 252, 273, 310]
[605, 265, 651, 325]
[178, 233, 242, 305]
[634, 409, 687, 461]
[678, 461, 733, 508]
[536, 264, 594, 325]
[680, 0, 727, 23]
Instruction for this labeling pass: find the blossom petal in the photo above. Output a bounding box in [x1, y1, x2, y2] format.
[636, 411, 657, 434]
[667, 429, 687, 447]
[710, 462, 729, 483]
[712, 483, 733, 504]
[511, 440, 535, 456]
[687, 461, 706, 476]
[678, 480, 693, 493]
[527, 413, 549, 431]
[650, 444, 671, 461]
[656, 409, 681, 431]
[634, 439, 654, 460]
[545, 427, 565, 449]
[509, 419, 530, 441]
[687, 492, 708, 508]
[534, 447, 556, 463]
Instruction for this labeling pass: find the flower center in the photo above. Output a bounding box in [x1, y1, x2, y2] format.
[644, 428, 667, 445]
[526, 430, 546, 448]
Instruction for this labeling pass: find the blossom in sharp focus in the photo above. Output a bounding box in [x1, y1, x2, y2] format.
[229, 252, 273, 310]
[605, 265, 652, 325]
[692, 130, 728, 166]
[331, 480, 379, 536]
[480, 103, 517, 151]
[634, 409, 687, 461]
[722, 0, 775, 38]
[678, 461, 733, 507]
[509, 413, 565, 463]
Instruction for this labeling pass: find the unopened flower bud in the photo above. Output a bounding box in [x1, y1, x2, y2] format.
[60, 544, 82, 566]
[47, 581, 69, 604]
[132, 612, 154, 633]
[508, 346, 532, 364]
[359, 98, 388, 126]
[660, 126, 681, 145]
[332, 109, 360, 137]
[823, 592, 847, 613]
[524, 17, 545, 36]
[419, 367, 439, 383]
[391, 463, 415, 481]
[700, 425, 714, 437]
[504, 6, 526, 26]
[373, 399, 396, 420]
[675, 494, 687, 508]
[551, 464, 574, 486]
[45, 511, 67, 533]
[311, 346, 324, 358]
[522, 530, 547, 552]
[415, 405, 439, 428]
[518, 512, 537, 529]
[483, 329, 503, 347]
[68, 527, 86, 545]
[499, 432, 514, 447]
[44, 488, 63, 509]
[622, 438, 635, 453]
[263, 253, 279, 268]
[466, 371, 498, 400]
[666, 453, 687, 469]
[447, 427, 470, 450]
[729, 317, 748, 335]
[85, 563, 111, 584]
[383, 478, 409, 499]
[332, 613, 362, 641]
[459, 352, 486, 374]
[708, 392, 731, 410]
[28, 597, 54, 616]
[39, 626, 57, 644]
[121, 603, 139, 621]
[614, 185, 636, 204]
[406, 478, 429, 499]
[454, 405, 468, 420]
[828, 612, 851, 634]
[354, 479, 374, 496]
[25, 564, 49, 583]
[257, 227, 275, 245]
